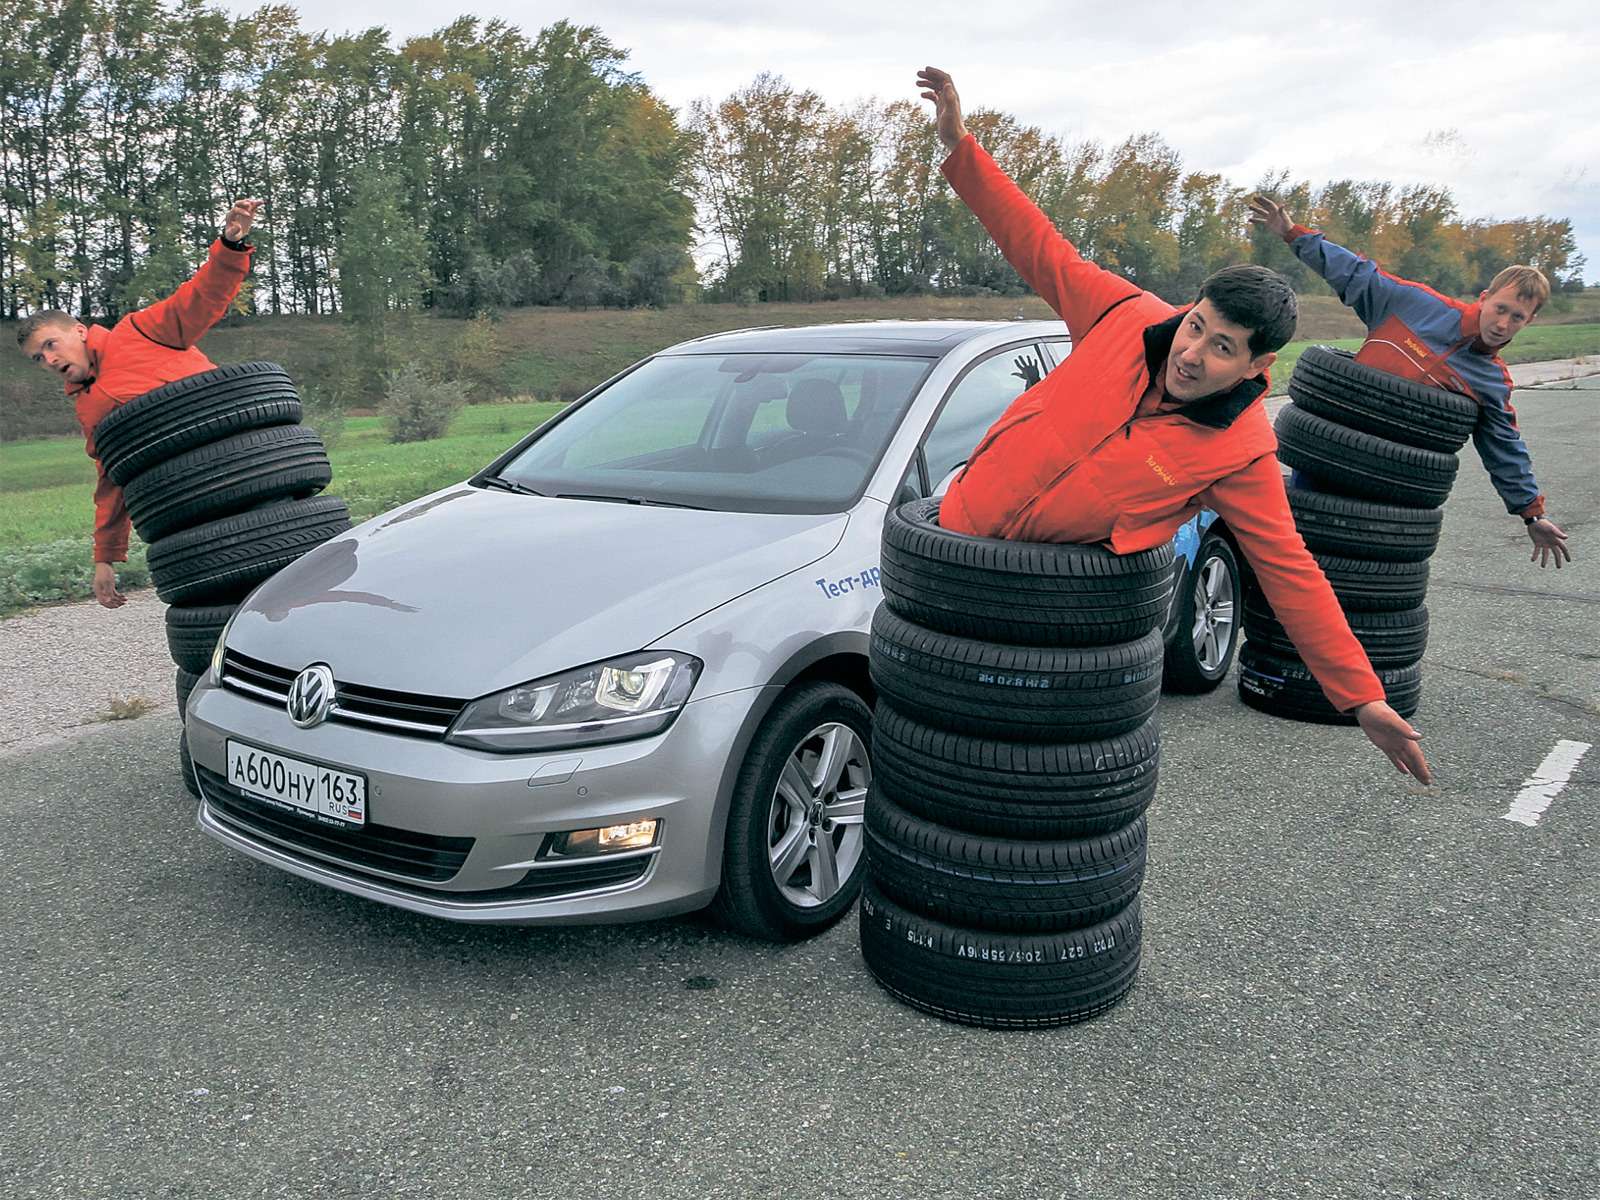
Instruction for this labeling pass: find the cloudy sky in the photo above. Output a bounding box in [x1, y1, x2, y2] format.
[218, 0, 1599, 281]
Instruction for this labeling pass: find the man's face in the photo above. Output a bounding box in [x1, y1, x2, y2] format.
[21, 321, 93, 385]
[1163, 299, 1275, 401]
[1477, 285, 1537, 349]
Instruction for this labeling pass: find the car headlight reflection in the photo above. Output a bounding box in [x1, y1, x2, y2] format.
[209, 608, 241, 685]
[446, 652, 701, 753]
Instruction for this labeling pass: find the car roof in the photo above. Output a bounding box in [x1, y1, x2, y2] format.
[657, 319, 1067, 359]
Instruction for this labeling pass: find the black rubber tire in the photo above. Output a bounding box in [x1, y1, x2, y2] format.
[179, 729, 201, 798]
[709, 682, 872, 942]
[1162, 531, 1240, 694]
[1276, 403, 1458, 509]
[122, 424, 331, 542]
[165, 602, 237, 673]
[1300, 553, 1430, 613]
[1287, 486, 1443, 563]
[865, 789, 1146, 933]
[1243, 595, 1429, 668]
[1237, 642, 1421, 724]
[872, 705, 1159, 840]
[1288, 346, 1477, 453]
[869, 608, 1162, 743]
[147, 497, 352, 606]
[176, 667, 202, 719]
[881, 498, 1175, 648]
[859, 882, 1142, 1029]
[93, 362, 302, 486]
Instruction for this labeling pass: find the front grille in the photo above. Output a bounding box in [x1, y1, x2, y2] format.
[221, 649, 465, 739]
[199, 765, 474, 882]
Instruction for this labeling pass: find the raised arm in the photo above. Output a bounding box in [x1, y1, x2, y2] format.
[130, 197, 260, 349]
[1249, 195, 1408, 330]
[919, 67, 1140, 341]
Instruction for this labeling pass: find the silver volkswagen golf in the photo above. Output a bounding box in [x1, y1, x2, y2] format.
[187, 320, 1241, 940]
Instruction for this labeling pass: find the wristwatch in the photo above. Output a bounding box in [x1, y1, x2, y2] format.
[1524, 515, 1544, 526]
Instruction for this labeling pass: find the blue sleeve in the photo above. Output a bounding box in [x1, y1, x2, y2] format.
[1471, 398, 1542, 514]
[1290, 229, 1410, 330]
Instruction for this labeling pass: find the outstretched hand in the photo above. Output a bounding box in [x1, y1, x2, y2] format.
[1527, 517, 1571, 568]
[1356, 700, 1431, 785]
[1248, 194, 1294, 241]
[916, 66, 969, 154]
[223, 198, 264, 243]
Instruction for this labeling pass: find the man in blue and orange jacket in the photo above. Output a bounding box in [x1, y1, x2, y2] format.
[1250, 194, 1571, 569]
[16, 197, 263, 609]
[916, 66, 1431, 785]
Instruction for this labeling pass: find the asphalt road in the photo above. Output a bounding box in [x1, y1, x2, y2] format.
[4, 381, 1597, 1200]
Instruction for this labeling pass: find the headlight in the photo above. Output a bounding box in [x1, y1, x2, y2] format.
[209, 608, 241, 685]
[446, 652, 701, 753]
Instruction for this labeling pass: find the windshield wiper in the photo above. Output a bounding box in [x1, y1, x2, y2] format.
[478, 474, 545, 497]
[556, 492, 709, 510]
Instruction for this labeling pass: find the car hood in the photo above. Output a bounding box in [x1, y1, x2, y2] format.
[229, 486, 848, 698]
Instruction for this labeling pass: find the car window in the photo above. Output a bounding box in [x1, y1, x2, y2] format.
[921, 345, 1046, 491]
[498, 352, 933, 515]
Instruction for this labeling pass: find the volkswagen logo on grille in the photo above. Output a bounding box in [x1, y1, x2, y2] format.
[286, 664, 337, 728]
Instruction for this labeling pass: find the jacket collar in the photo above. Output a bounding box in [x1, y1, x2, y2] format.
[1142, 309, 1267, 429]
[65, 324, 109, 396]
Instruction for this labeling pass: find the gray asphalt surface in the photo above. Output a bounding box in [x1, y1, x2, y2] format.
[4, 381, 1597, 1200]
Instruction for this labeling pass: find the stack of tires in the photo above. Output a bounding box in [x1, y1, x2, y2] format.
[1238, 346, 1476, 723]
[859, 499, 1174, 1028]
[91, 363, 352, 794]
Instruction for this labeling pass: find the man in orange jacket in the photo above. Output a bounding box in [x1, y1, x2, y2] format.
[917, 66, 1431, 784]
[16, 197, 262, 610]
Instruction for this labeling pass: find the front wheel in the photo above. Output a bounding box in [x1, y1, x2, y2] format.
[1162, 532, 1240, 693]
[710, 682, 872, 941]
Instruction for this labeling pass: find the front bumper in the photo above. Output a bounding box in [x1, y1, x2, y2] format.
[188, 678, 767, 924]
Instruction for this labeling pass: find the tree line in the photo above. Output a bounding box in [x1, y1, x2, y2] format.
[0, 1, 1584, 324]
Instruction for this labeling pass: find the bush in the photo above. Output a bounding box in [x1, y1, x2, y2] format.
[447, 312, 503, 402]
[0, 538, 150, 615]
[380, 363, 467, 444]
[299, 382, 348, 450]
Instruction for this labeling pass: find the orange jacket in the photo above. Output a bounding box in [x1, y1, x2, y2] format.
[938, 136, 1383, 712]
[70, 238, 253, 563]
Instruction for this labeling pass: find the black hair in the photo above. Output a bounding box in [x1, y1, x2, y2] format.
[1197, 265, 1298, 356]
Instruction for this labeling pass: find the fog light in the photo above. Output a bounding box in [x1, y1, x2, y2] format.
[549, 819, 659, 858]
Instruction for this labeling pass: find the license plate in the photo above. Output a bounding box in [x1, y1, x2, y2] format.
[226, 740, 367, 826]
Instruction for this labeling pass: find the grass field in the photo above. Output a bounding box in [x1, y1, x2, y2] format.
[4, 296, 1597, 615]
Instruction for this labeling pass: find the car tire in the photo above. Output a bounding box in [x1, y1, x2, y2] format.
[1243, 595, 1429, 668]
[122, 424, 332, 543]
[1299, 553, 1430, 612]
[1287, 486, 1442, 563]
[869, 607, 1162, 742]
[147, 496, 352, 606]
[1237, 642, 1421, 724]
[710, 681, 872, 942]
[881, 498, 1175, 647]
[859, 882, 1142, 1029]
[179, 729, 201, 798]
[865, 789, 1146, 933]
[92, 362, 303, 487]
[165, 602, 237, 673]
[176, 667, 201, 719]
[1161, 531, 1240, 693]
[872, 705, 1159, 840]
[1276, 403, 1458, 509]
[1288, 346, 1477, 453]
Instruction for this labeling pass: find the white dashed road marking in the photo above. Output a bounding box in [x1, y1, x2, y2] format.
[1502, 740, 1592, 827]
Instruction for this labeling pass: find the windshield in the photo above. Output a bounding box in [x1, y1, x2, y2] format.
[492, 352, 933, 514]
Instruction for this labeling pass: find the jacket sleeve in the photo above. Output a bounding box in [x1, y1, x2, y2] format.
[88, 451, 130, 564]
[1471, 394, 1545, 517]
[129, 238, 252, 350]
[1200, 455, 1386, 712]
[942, 135, 1141, 343]
[1286, 225, 1410, 331]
